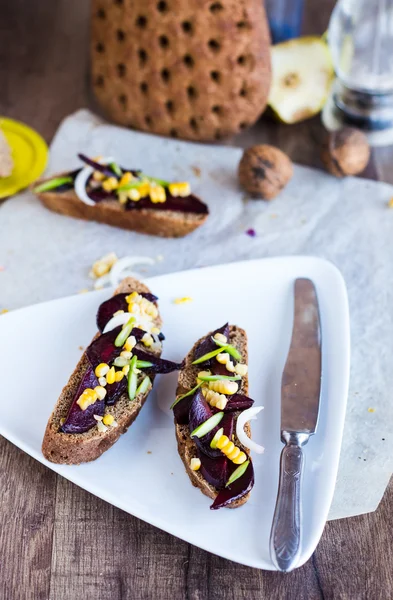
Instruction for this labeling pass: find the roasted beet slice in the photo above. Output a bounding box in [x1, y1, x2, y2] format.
[198, 451, 228, 489]
[96, 293, 158, 332]
[224, 394, 254, 412]
[189, 389, 213, 432]
[210, 459, 254, 510]
[125, 192, 208, 215]
[104, 377, 127, 406]
[195, 411, 234, 459]
[133, 348, 182, 373]
[86, 326, 123, 367]
[193, 323, 230, 363]
[60, 367, 104, 434]
[173, 393, 194, 424]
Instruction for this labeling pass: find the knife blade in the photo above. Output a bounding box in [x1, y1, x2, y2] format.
[270, 278, 322, 572]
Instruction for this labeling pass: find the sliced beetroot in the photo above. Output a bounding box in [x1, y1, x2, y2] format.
[78, 154, 117, 178]
[86, 326, 123, 367]
[188, 389, 213, 433]
[125, 192, 208, 215]
[210, 459, 255, 510]
[60, 367, 105, 434]
[104, 376, 127, 406]
[198, 451, 228, 489]
[173, 392, 195, 425]
[224, 394, 254, 412]
[96, 293, 158, 332]
[133, 348, 182, 373]
[211, 361, 237, 377]
[193, 323, 230, 364]
[195, 411, 235, 459]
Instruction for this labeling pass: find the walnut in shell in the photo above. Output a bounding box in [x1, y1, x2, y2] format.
[321, 127, 370, 177]
[238, 144, 293, 200]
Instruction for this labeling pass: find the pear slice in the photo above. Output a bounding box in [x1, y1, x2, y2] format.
[268, 36, 334, 124]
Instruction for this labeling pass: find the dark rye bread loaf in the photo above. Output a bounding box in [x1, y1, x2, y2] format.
[90, 0, 271, 141]
[175, 326, 251, 508]
[35, 178, 207, 238]
[42, 277, 162, 465]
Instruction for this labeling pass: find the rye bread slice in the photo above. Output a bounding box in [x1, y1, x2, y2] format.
[175, 326, 252, 508]
[34, 177, 207, 238]
[42, 277, 162, 465]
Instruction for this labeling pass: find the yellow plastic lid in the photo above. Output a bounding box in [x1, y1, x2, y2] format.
[0, 117, 48, 199]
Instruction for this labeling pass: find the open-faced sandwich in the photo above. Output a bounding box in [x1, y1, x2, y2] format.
[173, 324, 263, 510]
[42, 277, 181, 464]
[33, 154, 209, 238]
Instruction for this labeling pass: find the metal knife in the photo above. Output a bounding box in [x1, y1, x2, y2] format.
[270, 278, 322, 572]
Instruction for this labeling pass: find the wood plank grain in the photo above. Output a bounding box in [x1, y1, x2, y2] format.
[49, 477, 190, 600]
[0, 440, 56, 600]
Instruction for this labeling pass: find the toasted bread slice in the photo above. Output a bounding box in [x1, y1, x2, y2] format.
[34, 177, 208, 238]
[175, 326, 252, 508]
[42, 277, 162, 465]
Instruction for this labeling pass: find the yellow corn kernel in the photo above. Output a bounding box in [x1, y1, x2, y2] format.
[106, 366, 116, 385]
[128, 188, 141, 201]
[122, 364, 130, 376]
[118, 191, 129, 205]
[92, 171, 105, 181]
[124, 335, 137, 352]
[115, 371, 124, 382]
[227, 447, 241, 461]
[126, 291, 140, 303]
[233, 452, 247, 465]
[208, 379, 238, 395]
[103, 414, 114, 426]
[120, 350, 132, 360]
[151, 326, 160, 335]
[235, 363, 248, 376]
[140, 298, 158, 318]
[168, 182, 191, 197]
[77, 388, 98, 410]
[94, 386, 107, 400]
[216, 435, 229, 450]
[95, 362, 110, 378]
[222, 440, 235, 456]
[119, 172, 133, 187]
[214, 332, 227, 344]
[128, 301, 140, 314]
[214, 434, 246, 464]
[174, 297, 193, 305]
[138, 182, 150, 197]
[215, 396, 227, 410]
[149, 184, 166, 203]
[225, 360, 236, 373]
[98, 376, 107, 387]
[102, 176, 118, 192]
[202, 387, 228, 410]
[190, 458, 201, 471]
[91, 252, 118, 278]
[216, 352, 230, 365]
[142, 333, 153, 347]
[197, 371, 211, 383]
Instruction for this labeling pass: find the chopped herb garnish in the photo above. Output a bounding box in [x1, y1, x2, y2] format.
[33, 176, 73, 193]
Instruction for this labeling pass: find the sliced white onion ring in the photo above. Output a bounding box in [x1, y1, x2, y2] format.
[236, 406, 265, 454]
[74, 155, 115, 206]
[103, 312, 132, 333]
[109, 256, 155, 288]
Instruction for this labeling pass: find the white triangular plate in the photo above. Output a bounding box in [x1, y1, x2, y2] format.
[0, 256, 350, 570]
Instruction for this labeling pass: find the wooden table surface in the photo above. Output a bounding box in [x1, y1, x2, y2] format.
[1, 1, 392, 598]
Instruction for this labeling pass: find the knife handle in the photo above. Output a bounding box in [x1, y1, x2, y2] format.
[270, 435, 308, 572]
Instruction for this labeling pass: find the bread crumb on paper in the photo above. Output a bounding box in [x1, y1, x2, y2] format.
[368, 407, 375, 413]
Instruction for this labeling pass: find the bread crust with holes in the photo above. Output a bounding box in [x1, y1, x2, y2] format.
[90, 0, 271, 141]
[34, 177, 208, 238]
[175, 326, 251, 508]
[42, 277, 163, 465]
